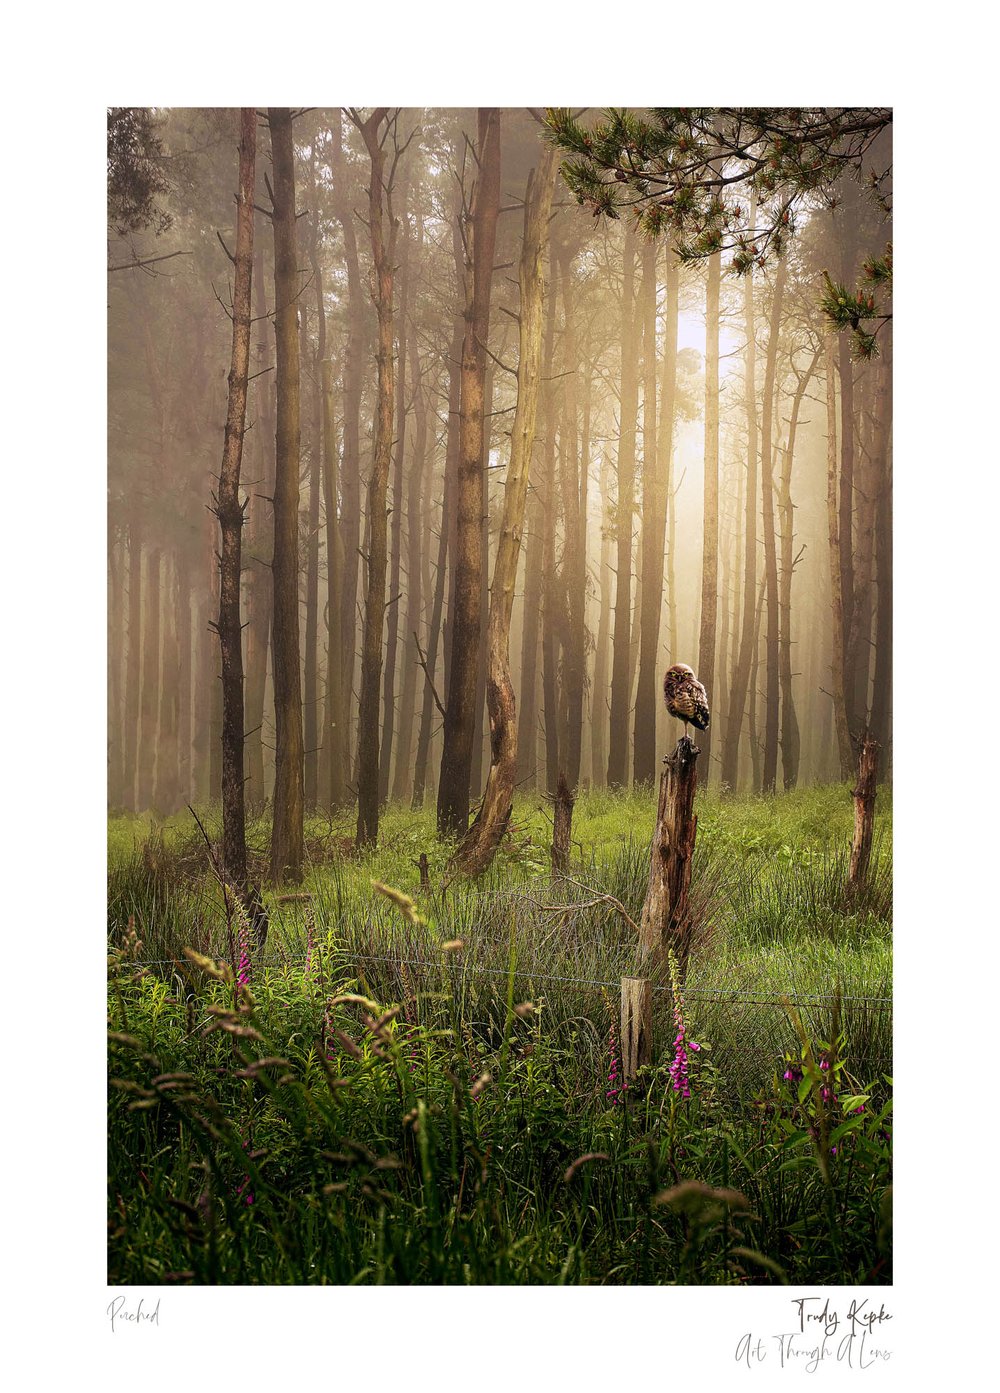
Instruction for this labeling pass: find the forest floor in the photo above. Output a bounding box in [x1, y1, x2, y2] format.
[108, 781, 892, 1285]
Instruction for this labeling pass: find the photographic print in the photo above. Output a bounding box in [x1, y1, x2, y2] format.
[107, 104, 892, 1290]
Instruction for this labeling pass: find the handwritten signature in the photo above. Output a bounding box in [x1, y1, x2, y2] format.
[736, 1299, 891, 1371]
[107, 1296, 161, 1332]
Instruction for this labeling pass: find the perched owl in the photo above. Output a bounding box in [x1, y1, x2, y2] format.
[663, 663, 710, 739]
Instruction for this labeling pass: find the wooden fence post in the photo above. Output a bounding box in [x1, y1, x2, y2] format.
[848, 734, 879, 893]
[639, 736, 700, 975]
[551, 772, 574, 875]
[620, 735, 701, 1087]
[621, 976, 653, 1082]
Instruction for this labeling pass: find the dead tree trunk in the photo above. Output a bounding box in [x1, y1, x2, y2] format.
[848, 735, 879, 892]
[448, 149, 557, 877]
[215, 108, 256, 891]
[267, 107, 305, 883]
[551, 772, 575, 877]
[638, 737, 700, 978]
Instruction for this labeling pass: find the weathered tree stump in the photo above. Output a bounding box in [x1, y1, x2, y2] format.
[638, 736, 700, 975]
[848, 734, 879, 893]
[620, 977, 653, 1082]
[620, 737, 701, 1086]
[551, 772, 574, 876]
[416, 852, 431, 892]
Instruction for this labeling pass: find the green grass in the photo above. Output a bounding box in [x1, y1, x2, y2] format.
[108, 780, 892, 1285]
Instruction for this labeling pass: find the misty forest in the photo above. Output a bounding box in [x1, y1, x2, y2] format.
[108, 107, 892, 1287]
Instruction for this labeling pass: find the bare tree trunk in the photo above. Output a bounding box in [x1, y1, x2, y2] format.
[870, 336, 892, 769]
[778, 350, 819, 790]
[155, 552, 180, 813]
[380, 189, 411, 805]
[302, 303, 321, 812]
[392, 324, 428, 804]
[108, 533, 125, 809]
[330, 109, 365, 784]
[176, 552, 192, 806]
[471, 362, 494, 801]
[551, 772, 574, 877]
[697, 251, 721, 782]
[760, 257, 786, 792]
[848, 735, 878, 892]
[139, 548, 161, 812]
[556, 242, 586, 791]
[519, 273, 556, 790]
[267, 107, 305, 882]
[438, 109, 501, 835]
[244, 239, 274, 810]
[634, 238, 663, 785]
[449, 150, 557, 876]
[662, 258, 680, 665]
[321, 357, 346, 809]
[123, 508, 142, 811]
[414, 290, 461, 809]
[591, 451, 611, 788]
[214, 108, 256, 886]
[353, 108, 398, 848]
[825, 332, 853, 778]
[608, 223, 639, 788]
[721, 244, 759, 792]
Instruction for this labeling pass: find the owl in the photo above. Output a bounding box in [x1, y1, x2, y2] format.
[663, 663, 710, 739]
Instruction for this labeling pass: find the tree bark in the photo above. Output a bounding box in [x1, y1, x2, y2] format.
[214, 109, 256, 885]
[123, 507, 142, 811]
[354, 108, 397, 848]
[696, 251, 721, 782]
[848, 735, 879, 892]
[449, 149, 557, 876]
[778, 350, 819, 790]
[244, 237, 274, 810]
[551, 771, 575, 877]
[138, 548, 161, 812]
[870, 334, 892, 768]
[392, 321, 428, 804]
[634, 239, 664, 785]
[591, 450, 612, 788]
[721, 248, 758, 792]
[380, 187, 411, 805]
[608, 224, 639, 788]
[825, 332, 854, 779]
[321, 357, 346, 809]
[760, 257, 786, 792]
[556, 241, 586, 791]
[302, 293, 322, 812]
[330, 109, 365, 783]
[639, 738, 700, 979]
[267, 107, 305, 882]
[438, 108, 501, 836]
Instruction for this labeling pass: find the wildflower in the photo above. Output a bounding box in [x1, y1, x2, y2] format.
[666, 950, 693, 1100]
